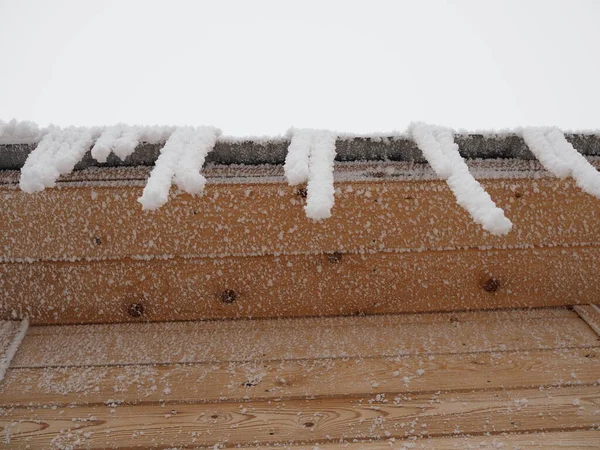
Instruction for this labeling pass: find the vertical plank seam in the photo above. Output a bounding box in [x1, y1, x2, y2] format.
[573, 305, 600, 337]
[0, 318, 29, 384]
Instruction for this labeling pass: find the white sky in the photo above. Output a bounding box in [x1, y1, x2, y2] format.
[1, 0, 599, 135]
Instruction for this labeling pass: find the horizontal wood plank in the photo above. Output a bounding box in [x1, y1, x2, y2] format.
[232, 431, 600, 449]
[11, 310, 599, 368]
[1, 176, 600, 262]
[2, 386, 599, 448]
[2, 348, 599, 407]
[2, 246, 599, 324]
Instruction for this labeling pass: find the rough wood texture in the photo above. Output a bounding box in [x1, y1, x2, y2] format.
[2, 246, 599, 325]
[1, 176, 599, 261]
[2, 308, 599, 448]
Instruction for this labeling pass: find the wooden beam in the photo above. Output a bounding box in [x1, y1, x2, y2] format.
[2, 386, 598, 448]
[1, 175, 600, 262]
[2, 246, 599, 324]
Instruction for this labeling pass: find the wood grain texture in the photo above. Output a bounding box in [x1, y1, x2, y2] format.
[1, 176, 600, 262]
[2, 246, 599, 324]
[2, 386, 599, 449]
[3, 348, 599, 408]
[231, 431, 600, 449]
[11, 309, 599, 368]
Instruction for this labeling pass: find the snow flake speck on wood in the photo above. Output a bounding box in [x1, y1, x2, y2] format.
[138, 126, 221, 210]
[284, 128, 337, 220]
[522, 127, 600, 199]
[410, 122, 513, 236]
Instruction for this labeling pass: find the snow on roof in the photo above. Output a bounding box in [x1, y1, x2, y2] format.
[2, 119, 600, 233]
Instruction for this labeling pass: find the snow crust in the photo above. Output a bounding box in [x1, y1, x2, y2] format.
[285, 128, 337, 220]
[522, 127, 600, 198]
[19, 127, 101, 193]
[138, 126, 221, 210]
[410, 122, 513, 236]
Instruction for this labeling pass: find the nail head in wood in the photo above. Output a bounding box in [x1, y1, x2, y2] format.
[128, 303, 145, 317]
[220, 289, 237, 304]
[483, 277, 501, 292]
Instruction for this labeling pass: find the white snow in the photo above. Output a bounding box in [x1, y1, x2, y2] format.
[0, 318, 29, 385]
[410, 122, 513, 236]
[285, 128, 337, 220]
[522, 127, 600, 198]
[138, 126, 221, 210]
[92, 124, 175, 163]
[0, 119, 44, 144]
[19, 127, 100, 193]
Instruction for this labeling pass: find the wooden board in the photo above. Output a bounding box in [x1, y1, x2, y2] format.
[10, 309, 599, 367]
[2, 246, 599, 324]
[1, 176, 600, 262]
[2, 386, 599, 448]
[2, 348, 599, 407]
[2, 308, 599, 449]
[575, 305, 600, 337]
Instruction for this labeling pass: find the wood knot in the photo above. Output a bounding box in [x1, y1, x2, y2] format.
[482, 277, 501, 292]
[128, 303, 145, 318]
[220, 290, 237, 304]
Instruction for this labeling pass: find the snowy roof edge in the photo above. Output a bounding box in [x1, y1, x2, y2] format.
[1, 134, 600, 170]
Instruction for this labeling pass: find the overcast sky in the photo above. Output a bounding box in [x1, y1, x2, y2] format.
[0, 0, 599, 135]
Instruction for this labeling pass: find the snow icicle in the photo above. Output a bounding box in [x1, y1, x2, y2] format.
[138, 126, 221, 210]
[285, 128, 337, 220]
[410, 122, 513, 236]
[19, 128, 95, 193]
[91, 125, 175, 163]
[523, 127, 600, 198]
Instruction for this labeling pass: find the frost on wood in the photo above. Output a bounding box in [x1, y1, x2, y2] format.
[91, 124, 175, 163]
[0, 318, 28, 384]
[410, 122, 513, 236]
[19, 128, 98, 193]
[138, 126, 221, 210]
[285, 128, 337, 220]
[0, 118, 43, 143]
[522, 127, 600, 198]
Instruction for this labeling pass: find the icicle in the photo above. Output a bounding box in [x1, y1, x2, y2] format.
[19, 128, 95, 193]
[285, 128, 337, 220]
[138, 126, 221, 210]
[523, 127, 600, 198]
[410, 122, 512, 236]
[0, 318, 29, 385]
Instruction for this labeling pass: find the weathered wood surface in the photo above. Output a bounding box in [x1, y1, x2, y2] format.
[2, 348, 599, 407]
[2, 308, 599, 449]
[2, 386, 599, 449]
[10, 308, 598, 368]
[2, 246, 599, 325]
[1, 176, 599, 261]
